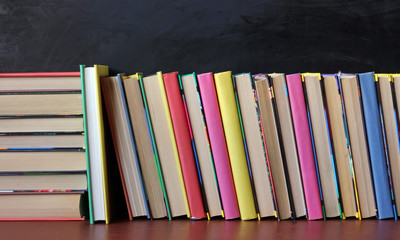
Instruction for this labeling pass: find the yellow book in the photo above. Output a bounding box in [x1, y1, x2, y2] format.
[214, 71, 257, 220]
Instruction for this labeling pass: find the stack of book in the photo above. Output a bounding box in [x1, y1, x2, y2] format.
[0, 72, 88, 220]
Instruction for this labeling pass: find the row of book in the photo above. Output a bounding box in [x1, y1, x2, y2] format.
[82, 65, 400, 223]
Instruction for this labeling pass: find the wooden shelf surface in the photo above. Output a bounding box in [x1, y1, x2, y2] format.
[1, 219, 399, 240]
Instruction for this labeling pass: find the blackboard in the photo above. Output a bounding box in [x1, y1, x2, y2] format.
[1, 0, 400, 75]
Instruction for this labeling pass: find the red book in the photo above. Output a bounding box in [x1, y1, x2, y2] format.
[163, 72, 206, 219]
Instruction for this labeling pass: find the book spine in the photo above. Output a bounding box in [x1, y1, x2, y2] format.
[157, 72, 190, 218]
[163, 72, 205, 220]
[286, 73, 323, 220]
[79, 65, 94, 224]
[197, 72, 240, 220]
[214, 71, 257, 220]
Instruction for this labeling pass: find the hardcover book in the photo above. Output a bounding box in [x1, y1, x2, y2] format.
[214, 71, 257, 220]
[302, 73, 340, 218]
[340, 74, 376, 218]
[254, 74, 292, 220]
[286, 73, 323, 220]
[197, 72, 240, 220]
[358, 72, 394, 219]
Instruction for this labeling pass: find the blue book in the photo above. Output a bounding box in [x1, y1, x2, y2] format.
[358, 72, 394, 219]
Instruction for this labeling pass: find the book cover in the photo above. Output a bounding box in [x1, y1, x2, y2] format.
[358, 72, 394, 219]
[163, 72, 206, 220]
[286, 73, 323, 220]
[375, 73, 400, 217]
[82, 65, 110, 223]
[214, 71, 257, 220]
[197, 72, 240, 220]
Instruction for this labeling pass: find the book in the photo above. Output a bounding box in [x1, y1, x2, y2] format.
[0, 151, 86, 172]
[0, 134, 84, 149]
[322, 74, 358, 218]
[340, 74, 376, 218]
[82, 65, 111, 223]
[358, 72, 394, 219]
[214, 71, 257, 220]
[376, 74, 400, 216]
[122, 74, 167, 219]
[302, 73, 340, 218]
[163, 72, 206, 220]
[233, 73, 276, 218]
[286, 73, 323, 220]
[269, 73, 306, 218]
[0, 72, 82, 92]
[197, 72, 240, 220]
[0, 117, 84, 133]
[142, 72, 189, 218]
[0, 173, 87, 191]
[253, 74, 292, 220]
[0, 94, 83, 116]
[101, 75, 149, 219]
[181, 73, 223, 218]
[0, 192, 85, 220]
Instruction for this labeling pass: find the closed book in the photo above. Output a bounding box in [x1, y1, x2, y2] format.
[286, 73, 323, 220]
[197, 72, 240, 220]
[234, 73, 276, 218]
[0, 117, 84, 133]
[302, 73, 340, 218]
[163, 72, 206, 220]
[0, 94, 83, 116]
[0, 134, 84, 149]
[0, 72, 82, 92]
[270, 73, 306, 218]
[122, 74, 167, 219]
[82, 65, 110, 223]
[0, 192, 85, 220]
[101, 75, 149, 219]
[214, 71, 257, 220]
[376, 74, 400, 216]
[340, 74, 376, 218]
[0, 151, 86, 172]
[358, 72, 394, 219]
[142, 72, 189, 218]
[0, 173, 87, 191]
[322, 74, 358, 218]
[254, 74, 292, 220]
[181, 73, 223, 218]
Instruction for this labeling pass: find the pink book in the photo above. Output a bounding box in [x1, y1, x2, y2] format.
[197, 72, 240, 220]
[286, 73, 323, 220]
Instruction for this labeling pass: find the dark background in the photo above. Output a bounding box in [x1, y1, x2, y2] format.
[1, 0, 399, 75]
